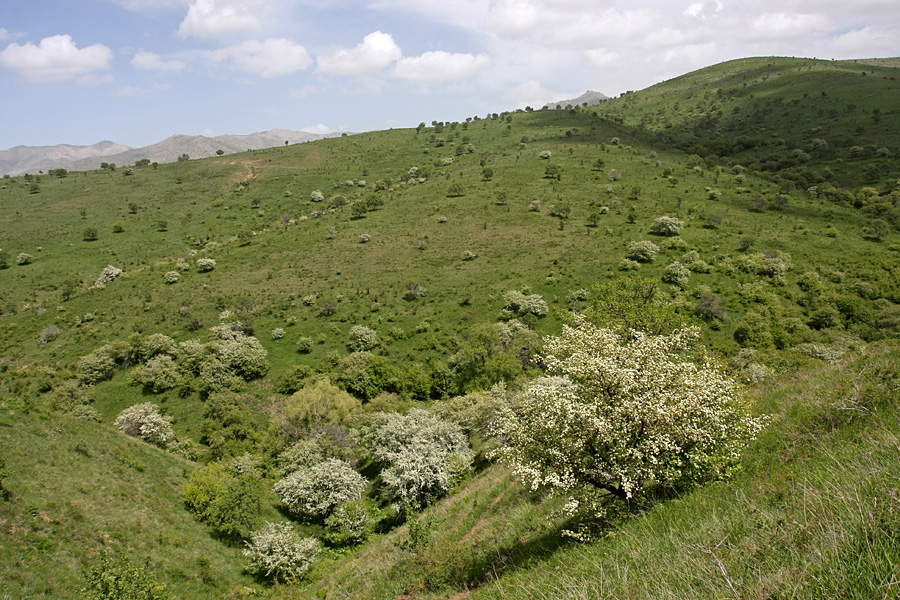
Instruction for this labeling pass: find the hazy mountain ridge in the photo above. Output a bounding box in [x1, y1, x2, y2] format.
[544, 90, 609, 109]
[0, 128, 342, 176]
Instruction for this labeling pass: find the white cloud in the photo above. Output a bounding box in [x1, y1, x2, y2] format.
[289, 83, 327, 98]
[393, 51, 490, 82]
[132, 51, 186, 74]
[301, 123, 333, 134]
[115, 85, 152, 97]
[109, 0, 190, 11]
[205, 39, 312, 78]
[684, 1, 723, 20]
[0, 34, 112, 83]
[825, 26, 895, 56]
[178, 0, 265, 39]
[503, 79, 573, 110]
[317, 31, 402, 76]
[0, 27, 26, 42]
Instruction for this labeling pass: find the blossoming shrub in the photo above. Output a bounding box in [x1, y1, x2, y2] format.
[141, 333, 177, 359]
[662, 261, 691, 288]
[77, 345, 117, 385]
[197, 258, 216, 272]
[92, 264, 123, 288]
[114, 402, 176, 449]
[274, 458, 366, 520]
[347, 325, 378, 352]
[492, 316, 765, 512]
[650, 216, 684, 236]
[359, 409, 473, 509]
[501, 290, 548, 318]
[243, 522, 321, 582]
[625, 240, 660, 262]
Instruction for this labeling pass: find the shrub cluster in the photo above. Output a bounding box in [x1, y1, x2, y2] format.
[650, 216, 684, 236]
[625, 240, 660, 263]
[197, 258, 216, 272]
[347, 325, 378, 352]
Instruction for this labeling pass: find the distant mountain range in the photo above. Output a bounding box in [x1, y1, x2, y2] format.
[0, 128, 343, 176]
[543, 90, 609, 109]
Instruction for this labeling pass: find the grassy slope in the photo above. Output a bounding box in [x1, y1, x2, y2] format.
[0, 398, 278, 599]
[287, 347, 900, 599]
[597, 56, 900, 189]
[0, 56, 898, 598]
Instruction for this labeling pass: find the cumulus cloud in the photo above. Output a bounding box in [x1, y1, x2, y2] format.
[393, 51, 490, 82]
[205, 39, 312, 78]
[503, 79, 573, 110]
[178, 0, 265, 39]
[0, 27, 26, 42]
[132, 51, 186, 74]
[317, 31, 402, 77]
[301, 123, 334, 134]
[0, 34, 112, 83]
[289, 83, 327, 98]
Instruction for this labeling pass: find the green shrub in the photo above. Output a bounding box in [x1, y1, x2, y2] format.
[809, 306, 843, 330]
[243, 521, 321, 582]
[323, 499, 373, 546]
[77, 345, 117, 385]
[83, 227, 98, 241]
[163, 271, 179, 284]
[733, 311, 774, 348]
[182, 459, 265, 538]
[16, 252, 33, 265]
[280, 377, 360, 438]
[133, 355, 179, 393]
[81, 552, 169, 600]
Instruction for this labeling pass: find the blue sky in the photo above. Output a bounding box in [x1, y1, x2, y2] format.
[1, 0, 897, 149]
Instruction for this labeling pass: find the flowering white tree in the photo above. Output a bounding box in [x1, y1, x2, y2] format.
[492, 316, 765, 510]
[243, 521, 321, 582]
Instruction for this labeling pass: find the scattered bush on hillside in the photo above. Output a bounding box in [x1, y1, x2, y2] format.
[271, 328, 285, 340]
[243, 522, 321, 582]
[92, 264, 123, 289]
[133, 355, 179, 393]
[77, 345, 117, 385]
[114, 402, 176, 449]
[662, 261, 691, 288]
[207, 331, 268, 379]
[279, 377, 360, 440]
[164, 271, 179, 283]
[625, 240, 659, 263]
[358, 409, 473, 510]
[348, 325, 378, 352]
[182, 458, 265, 538]
[324, 499, 373, 546]
[141, 333, 177, 359]
[650, 216, 684, 236]
[501, 290, 548, 318]
[81, 552, 169, 600]
[296, 336, 313, 354]
[492, 316, 765, 523]
[197, 258, 216, 272]
[274, 458, 367, 520]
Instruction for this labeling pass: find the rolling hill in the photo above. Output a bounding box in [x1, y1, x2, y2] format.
[0, 56, 898, 599]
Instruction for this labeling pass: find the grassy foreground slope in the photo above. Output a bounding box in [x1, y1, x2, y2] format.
[0, 56, 898, 598]
[289, 347, 900, 599]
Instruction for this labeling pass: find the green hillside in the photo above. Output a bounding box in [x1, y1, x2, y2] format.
[0, 56, 898, 599]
